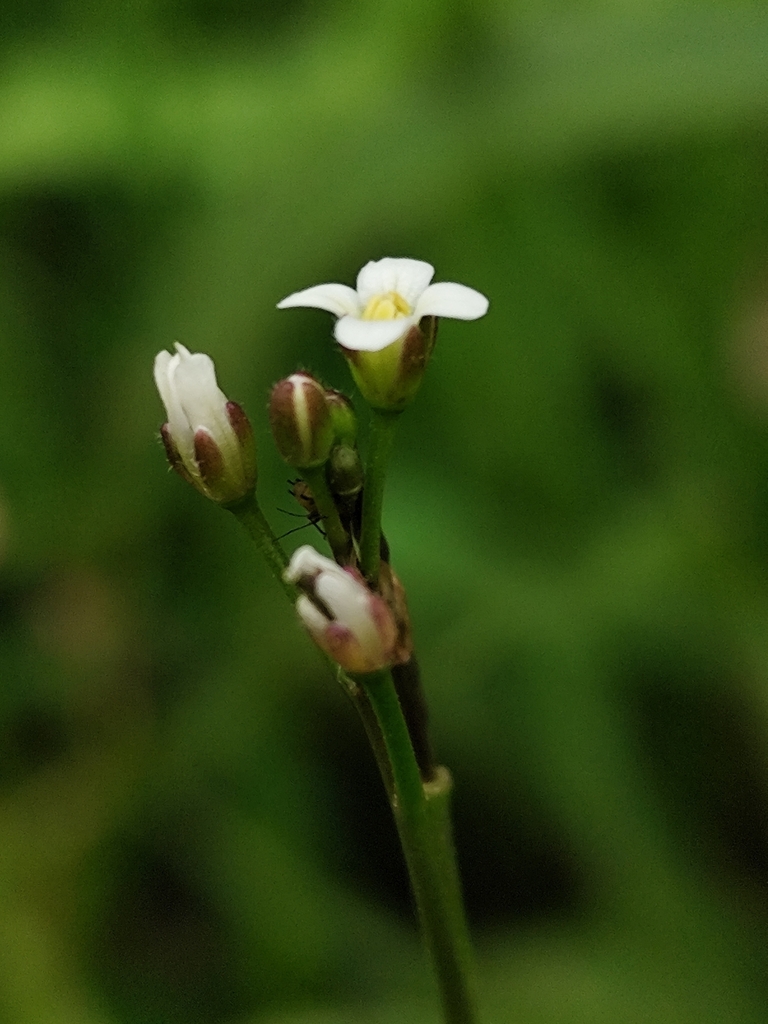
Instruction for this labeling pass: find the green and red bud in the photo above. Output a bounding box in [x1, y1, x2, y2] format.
[269, 372, 335, 469]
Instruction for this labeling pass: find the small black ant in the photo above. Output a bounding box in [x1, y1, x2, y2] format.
[277, 479, 326, 539]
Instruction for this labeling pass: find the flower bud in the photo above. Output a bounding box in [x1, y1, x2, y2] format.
[326, 444, 364, 503]
[269, 372, 335, 468]
[154, 344, 257, 505]
[343, 317, 438, 411]
[284, 545, 405, 674]
[324, 389, 358, 446]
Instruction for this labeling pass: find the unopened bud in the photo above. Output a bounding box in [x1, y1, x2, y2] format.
[327, 444, 364, 502]
[154, 344, 257, 505]
[284, 545, 406, 674]
[324, 389, 358, 446]
[269, 372, 335, 468]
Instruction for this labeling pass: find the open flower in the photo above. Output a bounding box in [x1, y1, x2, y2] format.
[277, 257, 488, 353]
[154, 343, 257, 504]
[278, 258, 489, 411]
[285, 545, 404, 674]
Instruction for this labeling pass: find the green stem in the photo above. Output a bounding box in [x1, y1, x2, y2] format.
[337, 670, 395, 800]
[361, 671, 476, 1024]
[228, 493, 295, 602]
[228, 493, 473, 1018]
[360, 410, 401, 585]
[300, 464, 352, 565]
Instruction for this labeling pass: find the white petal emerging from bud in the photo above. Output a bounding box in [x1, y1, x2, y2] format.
[285, 545, 400, 674]
[154, 343, 256, 504]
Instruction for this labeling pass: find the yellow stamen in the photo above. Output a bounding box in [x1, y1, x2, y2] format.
[361, 291, 411, 321]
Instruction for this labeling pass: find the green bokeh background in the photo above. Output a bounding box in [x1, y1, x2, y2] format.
[3, 2, 768, 1022]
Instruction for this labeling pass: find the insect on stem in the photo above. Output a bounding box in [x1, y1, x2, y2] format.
[276, 479, 326, 540]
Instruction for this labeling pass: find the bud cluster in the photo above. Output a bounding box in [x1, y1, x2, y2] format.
[266, 371, 362, 549]
[153, 257, 487, 679]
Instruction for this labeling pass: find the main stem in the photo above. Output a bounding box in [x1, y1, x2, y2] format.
[359, 410, 401, 585]
[361, 671, 476, 1024]
[230, 484, 476, 1019]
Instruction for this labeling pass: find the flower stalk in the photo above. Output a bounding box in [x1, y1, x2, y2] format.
[299, 465, 354, 565]
[360, 671, 476, 1024]
[359, 409, 400, 585]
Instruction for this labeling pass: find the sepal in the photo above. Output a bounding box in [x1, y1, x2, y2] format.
[344, 316, 438, 411]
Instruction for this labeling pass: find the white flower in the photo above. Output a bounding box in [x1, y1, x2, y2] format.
[277, 257, 489, 353]
[153, 343, 256, 504]
[285, 545, 400, 674]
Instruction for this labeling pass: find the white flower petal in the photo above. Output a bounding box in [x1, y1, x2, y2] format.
[170, 347, 239, 475]
[173, 349, 228, 421]
[296, 594, 329, 633]
[335, 314, 417, 353]
[415, 281, 489, 321]
[392, 259, 435, 307]
[355, 260, 392, 302]
[277, 283, 361, 318]
[316, 571, 363, 619]
[153, 350, 176, 416]
[315, 571, 380, 649]
[285, 545, 338, 583]
[288, 547, 374, 640]
[356, 258, 434, 305]
[154, 347, 197, 466]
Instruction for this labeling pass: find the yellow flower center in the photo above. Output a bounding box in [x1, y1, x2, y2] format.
[361, 291, 411, 321]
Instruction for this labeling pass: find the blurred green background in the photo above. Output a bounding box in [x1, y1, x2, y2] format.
[3, 1, 768, 1022]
